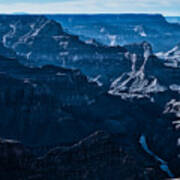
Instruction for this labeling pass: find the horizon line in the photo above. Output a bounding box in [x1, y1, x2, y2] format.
[0, 13, 179, 17]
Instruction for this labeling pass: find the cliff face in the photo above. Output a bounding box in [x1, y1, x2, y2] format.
[0, 15, 130, 85]
[0, 15, 179, 179]
[0, 54, 102, 145]
[1, 15, 178, 90]
[49, 14, 180, 52]
[0, 131, 166, 180]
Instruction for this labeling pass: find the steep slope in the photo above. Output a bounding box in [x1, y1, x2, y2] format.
[0, 52, 103, 145]
[0, 131, 167, 180]
[0, 15, 129, 86]
[4, 15, 178, 90]
[0, 15, 179, 89]
[109, 42, 180, 99]
[106, 41, 180, 171]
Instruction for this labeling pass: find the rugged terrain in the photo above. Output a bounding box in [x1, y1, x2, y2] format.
[0, 15, 179, 179]
[0, 131, 167, 180]
[49, 14, 180, 52]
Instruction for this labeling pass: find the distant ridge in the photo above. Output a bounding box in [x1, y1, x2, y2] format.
[12, 12, 28, 15]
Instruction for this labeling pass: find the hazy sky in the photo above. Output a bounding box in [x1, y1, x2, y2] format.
[0, 0, 179, 16]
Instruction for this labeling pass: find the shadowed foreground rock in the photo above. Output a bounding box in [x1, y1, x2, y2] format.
[0, 131, 166, 180]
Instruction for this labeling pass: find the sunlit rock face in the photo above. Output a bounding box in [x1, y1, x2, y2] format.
[109, 42, 162, 99]
[109, 41, 180, 100]
[156, 43, 180, 68]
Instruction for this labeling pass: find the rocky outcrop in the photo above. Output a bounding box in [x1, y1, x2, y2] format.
[109, 40, 180, 99]
[156, 43, 180, 68]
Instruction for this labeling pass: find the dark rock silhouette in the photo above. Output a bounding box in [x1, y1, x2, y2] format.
[0, 131, 166, 180]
